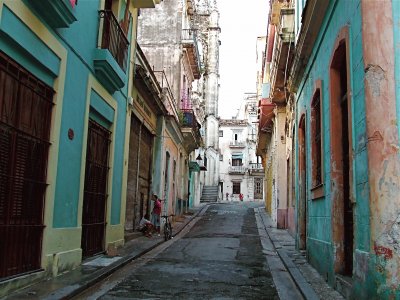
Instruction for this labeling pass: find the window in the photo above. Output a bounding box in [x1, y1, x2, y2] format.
[173, 160, 177, 181]
[219, 130, 223, 137]
[232, 182, 241, 194]
[232, 158, 242, 166]
[311, 81, 323, 189]
[219, 154, 223, 161]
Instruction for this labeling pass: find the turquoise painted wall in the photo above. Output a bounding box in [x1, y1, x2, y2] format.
[0, 1, 131, 228]
[294, 0, 370, 289]
[0, 6, 59, 85]
[47, 1, 130, 227]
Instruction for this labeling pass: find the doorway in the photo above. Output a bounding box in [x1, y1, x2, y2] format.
[298, 115, 307, 250]
[0, 52, 53, 278]
[330, 30, 354, 276]
[81, 120, 111, 257]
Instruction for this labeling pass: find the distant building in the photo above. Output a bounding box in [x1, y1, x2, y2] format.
[219, 94, 264, 202]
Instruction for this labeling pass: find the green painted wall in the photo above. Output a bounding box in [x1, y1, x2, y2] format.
[2, 1, 131, 230]
[0, 6, 59, 85]
[294, 0, 371, 293]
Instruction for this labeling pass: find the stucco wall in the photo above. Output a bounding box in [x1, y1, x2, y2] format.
[294, 0, 369, 288]
[0, 0, 130, 286]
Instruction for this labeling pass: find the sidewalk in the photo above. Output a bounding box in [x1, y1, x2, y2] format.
[4, 205, 208, 300]
[256, 207, 344, 300]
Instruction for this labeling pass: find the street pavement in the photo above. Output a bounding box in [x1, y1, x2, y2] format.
[3, 202, 344, 300]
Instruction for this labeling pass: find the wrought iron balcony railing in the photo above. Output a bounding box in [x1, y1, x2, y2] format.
[229, 141, 245, 148]
[249, 163, 264, 171]
[99, 10, 129, 72]
[180, 89, 192, 110]
[180, 109, 196, 128]
[228, 166, 246, 174]
[181, 29, 201, 79]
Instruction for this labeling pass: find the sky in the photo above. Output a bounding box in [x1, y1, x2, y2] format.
[217, 0, 269, 118]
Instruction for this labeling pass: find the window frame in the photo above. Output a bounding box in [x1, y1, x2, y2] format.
[310, 79, 324, 199]
[232, 182, 241, 194]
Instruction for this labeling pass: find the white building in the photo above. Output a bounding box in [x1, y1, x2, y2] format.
[219, 94, 264, 202]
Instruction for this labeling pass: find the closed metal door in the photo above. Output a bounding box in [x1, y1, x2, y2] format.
[81, 120, 110, 257]
[0, 52, 53, 279]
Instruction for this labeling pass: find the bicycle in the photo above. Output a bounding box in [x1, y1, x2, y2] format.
[161, 214, 174, 241]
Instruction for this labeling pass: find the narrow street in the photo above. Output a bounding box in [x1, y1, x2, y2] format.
[74, 203, 301, 299]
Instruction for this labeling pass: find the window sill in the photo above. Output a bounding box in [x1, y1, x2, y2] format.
[311, 184, 324, 200]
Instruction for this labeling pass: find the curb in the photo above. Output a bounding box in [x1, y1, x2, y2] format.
[44, 205, 209, 300]
[257, 208, 319, 300]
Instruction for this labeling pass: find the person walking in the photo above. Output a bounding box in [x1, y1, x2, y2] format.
[151, 194, 161, 236]
[239, 193, 244, 202]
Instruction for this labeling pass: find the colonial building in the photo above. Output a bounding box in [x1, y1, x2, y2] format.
[219, 94, 264, 202]
[257, 0, 295, 230]
[137, 0, 204, 215]
[0, 0, 160, 295]
[257, 0, 400, 298]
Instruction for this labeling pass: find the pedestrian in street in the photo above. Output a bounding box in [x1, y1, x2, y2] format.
[139, 214, 153, 237]
[226, 192, 229, 201]
[151, 194, 161, 236]
[239, 193, 244, 201]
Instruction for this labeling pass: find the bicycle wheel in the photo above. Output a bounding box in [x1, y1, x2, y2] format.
[167, 222, 172, 240]
[164, 222, 171, 241]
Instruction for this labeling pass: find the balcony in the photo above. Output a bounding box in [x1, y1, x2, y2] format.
[257, 92, 275, 156]
[154, 70, 179, 119]
[270, 8, 295, 104]
[29, 0, 77, 28]
[229, 141, 245, 148]
[249, 163, 264, 175]
[182, 29, 201, 79]
[228, 166, 246, 175]
[180, 109, 202, 153]
[93, 10, 129, 93]
[132, 0, 161, 8]
[181, 89, 192, 110]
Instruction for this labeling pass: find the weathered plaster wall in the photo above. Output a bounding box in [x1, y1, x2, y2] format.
[360, 1, 400, 298]
[137, 0, 183, 101]
[276, 106, 288, 228]
[294, 0, 369, 288]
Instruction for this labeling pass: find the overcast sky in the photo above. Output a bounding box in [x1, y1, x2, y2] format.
[217, 0, 269, 118]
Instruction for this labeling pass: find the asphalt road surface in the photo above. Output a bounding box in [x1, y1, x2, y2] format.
[76, 202, 288, 299]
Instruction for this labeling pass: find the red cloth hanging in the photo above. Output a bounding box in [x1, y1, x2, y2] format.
[70, 0, 77, 8]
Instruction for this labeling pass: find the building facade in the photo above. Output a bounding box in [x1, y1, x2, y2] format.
[219, 94, 264, 202]
[258, 0, 400, 298]
[0, 0, 160, 295]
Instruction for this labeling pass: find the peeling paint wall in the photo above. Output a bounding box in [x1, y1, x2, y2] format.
[294, 0, 371, 291]
[294, 0, 400, 297]
[361, 1, 400, 298]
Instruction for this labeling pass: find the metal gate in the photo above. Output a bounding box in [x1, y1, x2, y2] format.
[81, 120, 110, 257]
[0, 51, 53, 279]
